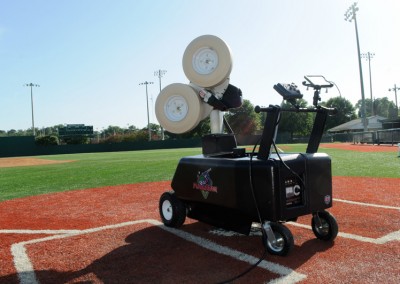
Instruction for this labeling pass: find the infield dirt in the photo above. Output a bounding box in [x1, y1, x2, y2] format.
[1, 176, 399, 283]
[1, 143, 399, 283]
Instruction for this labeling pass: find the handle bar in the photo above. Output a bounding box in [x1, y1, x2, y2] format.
[255, 105, 337, 115]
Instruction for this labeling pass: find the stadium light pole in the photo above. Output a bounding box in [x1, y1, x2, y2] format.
[154, 69, 167, 140]
[345, 2, 368, 131]
[139, 81, 154, 141]
[388, 84, 399, 116]
[23, 83, 40, 136]
[361, 52, 375, 115]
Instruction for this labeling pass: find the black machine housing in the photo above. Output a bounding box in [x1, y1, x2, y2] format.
[170, 78, 336, 235]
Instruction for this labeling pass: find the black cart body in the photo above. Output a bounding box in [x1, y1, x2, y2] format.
[160, 77, 339, 254]
[171, 146, 332, 235]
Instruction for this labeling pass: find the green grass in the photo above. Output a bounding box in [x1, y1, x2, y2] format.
[1, 145, 399, 201]
[283, 144, 399, 178]
[0, 148, 201, 201]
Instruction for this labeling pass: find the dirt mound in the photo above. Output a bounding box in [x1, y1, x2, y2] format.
[0, 157, 74, 168]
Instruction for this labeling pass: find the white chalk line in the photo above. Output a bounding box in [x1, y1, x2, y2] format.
[288, 197, 400, 244]
[210, 223, 400, 245]
[209, 198, 400, 244]
[1, 229, 81, 235]
[10, 219, 306, 284]
[334, 198, 400, 211]
[6, 198, 400, 283]
[287, 222, 400, 244]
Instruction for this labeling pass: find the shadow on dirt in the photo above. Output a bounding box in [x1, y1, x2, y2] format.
[0, 222, 336, 284]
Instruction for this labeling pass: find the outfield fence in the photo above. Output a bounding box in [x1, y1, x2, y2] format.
[0, 136, 202, 158]
[352, 128, 400, 145]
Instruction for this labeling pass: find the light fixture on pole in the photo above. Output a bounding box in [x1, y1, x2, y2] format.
[23, 83, 40, 136]
[139, 81, 154, 141]
[154, 69, 167, 140]
[345, 2, 368, 131]
[388, 84, 399, 116]
[361, 52, 375, 116]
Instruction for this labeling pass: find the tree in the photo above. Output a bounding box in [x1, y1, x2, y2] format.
[125, 125, 138, 134]
[278, 99, 313, 139]
[322, 96, 357, 131]
[388, 103, 398, 119]
[102, 125, 124, 137]
[35, 135, 59, 145]
[354, 98, 373, 117]
[225, 99, 260, 135]
[356, 97, 397, 118]
[147, 123, 161, 139]
[7, 129, 17, 136]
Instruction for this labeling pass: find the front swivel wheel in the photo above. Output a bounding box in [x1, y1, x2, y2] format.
[263, 222, 294, 256]
[159, 191, 186, 228]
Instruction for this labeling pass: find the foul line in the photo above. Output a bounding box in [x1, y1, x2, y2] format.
[10, 219, 306, 284]
[333, 198, 400, 211]
[210, 197, 400, 244]
[287, 222, 400, 244]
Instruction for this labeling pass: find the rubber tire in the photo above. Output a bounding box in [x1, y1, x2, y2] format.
[265, 223, 294, 256]
[159, 191, 186, 228]
[182, 35, 233, 88]
[311, 211, 339, 241]
[155, 83, 207, 134]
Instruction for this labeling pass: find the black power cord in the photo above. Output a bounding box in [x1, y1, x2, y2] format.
[272, 140, 306, 189]
[217, 138, 269, 284]
[216, 249, 268, 284]
[216, 128, 305, 283]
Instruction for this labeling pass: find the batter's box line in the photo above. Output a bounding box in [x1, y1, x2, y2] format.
[10, 219, 306, 284]
[0, 229, 81, 235]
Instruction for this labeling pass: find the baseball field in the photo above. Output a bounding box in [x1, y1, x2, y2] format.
[0, 143, 399, 283]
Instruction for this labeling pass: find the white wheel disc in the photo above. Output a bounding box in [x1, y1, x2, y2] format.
[155, 83, 204, 134]
[192, 47, 218, 75]
[161, 200, 173, 221]
[183, 35, 233, 88]
[164, 95, 189, 122]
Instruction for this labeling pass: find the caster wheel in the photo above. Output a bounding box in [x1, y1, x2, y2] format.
[264, 222, 294, 256]
[182, 35, 233, 88]
[159, 191, 186, 228]
[311, 211, 339, 241]
[155, 83, 211, 134]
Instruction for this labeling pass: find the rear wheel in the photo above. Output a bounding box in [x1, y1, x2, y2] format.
[311, 211, 338, 241]
[159, 191, 186, 228]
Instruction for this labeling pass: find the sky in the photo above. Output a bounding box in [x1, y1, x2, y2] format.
[1, 0, 400, 132]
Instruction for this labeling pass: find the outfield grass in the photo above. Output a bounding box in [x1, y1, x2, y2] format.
[0, 145, 399, 201]
[0, 148, 200, 201]
[287, 144, 399, 178]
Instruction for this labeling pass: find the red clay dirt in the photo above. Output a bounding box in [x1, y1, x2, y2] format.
[0, 158, 74, 168]
[1, 177, 399, 283]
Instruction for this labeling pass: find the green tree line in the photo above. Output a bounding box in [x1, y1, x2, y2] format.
[1, 96, 398, 144]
